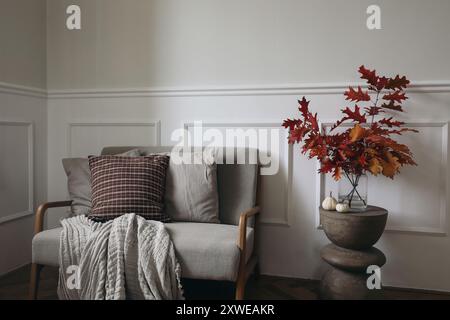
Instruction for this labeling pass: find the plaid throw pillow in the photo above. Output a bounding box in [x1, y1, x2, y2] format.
[88, 155, 170, 222]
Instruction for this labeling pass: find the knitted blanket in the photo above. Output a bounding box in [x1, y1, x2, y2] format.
[57, 213, 183, 300]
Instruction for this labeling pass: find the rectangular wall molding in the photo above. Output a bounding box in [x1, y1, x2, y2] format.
[0, 121, 34, 224]
[183, 121, 293, 226]
[67, 121, 161, 157]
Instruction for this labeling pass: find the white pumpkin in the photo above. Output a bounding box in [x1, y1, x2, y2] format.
[322, 192, 337, 211]
[336, 203, 350, 213]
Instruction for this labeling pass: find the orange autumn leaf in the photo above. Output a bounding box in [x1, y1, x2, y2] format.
[332, 167, 342, 181]
[369, 158, 383, 176]
[349, 124, 365, 142]
[381, 151, 401, 178]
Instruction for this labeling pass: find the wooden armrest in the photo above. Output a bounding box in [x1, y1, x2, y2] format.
[237, 206, 260, 251]
[34, 201, 72, 235]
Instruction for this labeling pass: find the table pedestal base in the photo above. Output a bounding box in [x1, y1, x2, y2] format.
[320, 244, 386, 300]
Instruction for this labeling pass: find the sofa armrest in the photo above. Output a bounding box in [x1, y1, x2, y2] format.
[237, 206, 260, 251]
[34, 201, 73, 235]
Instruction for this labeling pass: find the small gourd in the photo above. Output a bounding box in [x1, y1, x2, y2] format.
[336, 202, 350, 213]
[322, 192, 337, 211]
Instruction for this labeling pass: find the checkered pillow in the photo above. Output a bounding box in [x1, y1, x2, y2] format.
[88, 155, 170, 222]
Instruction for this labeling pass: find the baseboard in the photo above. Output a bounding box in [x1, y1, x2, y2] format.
[259, 272, 450, 296]
[0, 262, 30, 279]
[382, 285, 450, 296]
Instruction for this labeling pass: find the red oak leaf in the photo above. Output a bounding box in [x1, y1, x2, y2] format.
[365, 106, 383, 116]
[309, 143, 328, 159]
[383, 91, 408, 103]
[375, 76, 389, 91]
[386, 75, 410, 90]
[359, 65, 378, 86]
[298, 97, 310, 118]
[302, 134, 322, 152]
[345, 86, 371, 102]
[342, 105, 367, 123]
[379, 117, 405, 128]
[283, 118, 301, 130]
[288, 127, 308, 144]
[319, 166, 334, 175]
[307, 113, 319, 131]
[386, 128, 419, 135]
[380, 100, 404, 112]
[330, 119, 345, 131]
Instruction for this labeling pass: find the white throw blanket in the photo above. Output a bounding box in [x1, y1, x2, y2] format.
[57, 213, 183, 300]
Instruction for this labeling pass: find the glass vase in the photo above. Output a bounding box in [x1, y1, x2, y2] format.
[338, 173, 368, 211]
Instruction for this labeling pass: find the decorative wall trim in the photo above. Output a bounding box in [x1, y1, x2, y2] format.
[0, 82, 46, 98]
[66, 121, 161, 157]
[315, 121, 448, 235]
[46, 80, 450, 99]
[1, 80, 448, 99]
[183, 121, 292, 226]
[0, 121, 34, 224]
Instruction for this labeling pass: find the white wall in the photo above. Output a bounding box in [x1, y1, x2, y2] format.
[0, 1, 47, 275]
[47, 0, 450, 89]
[45, 0, 450, 291]
[0, 0, 47, 89]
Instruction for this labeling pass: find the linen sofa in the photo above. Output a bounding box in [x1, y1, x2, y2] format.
[30, 146, 260, 300]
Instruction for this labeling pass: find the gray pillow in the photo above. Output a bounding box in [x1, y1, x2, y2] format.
[163, 151, 220, 223]
[62, 149, 141, 216]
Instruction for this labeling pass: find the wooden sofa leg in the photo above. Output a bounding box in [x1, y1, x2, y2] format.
[29, 263, 43, 300]
[235, 274, 246, 300]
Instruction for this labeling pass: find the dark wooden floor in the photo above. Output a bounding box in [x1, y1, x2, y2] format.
[1, 265, 449, 300]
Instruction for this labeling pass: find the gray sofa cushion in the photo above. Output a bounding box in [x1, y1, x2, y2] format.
[161, 150, 220, 223]
[165, 160, 220, 223]
[32, 228, 61, 267]
[164, 222, 254, 281]
[32, 222, 254, 281]
[62, 149, 141, 216]
[62, 158, 91, 216]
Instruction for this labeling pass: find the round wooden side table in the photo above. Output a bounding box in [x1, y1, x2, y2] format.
[319, 206, 388, 300]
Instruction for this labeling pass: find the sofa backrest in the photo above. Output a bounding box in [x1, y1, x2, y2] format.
[101, 146, 259, 226]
